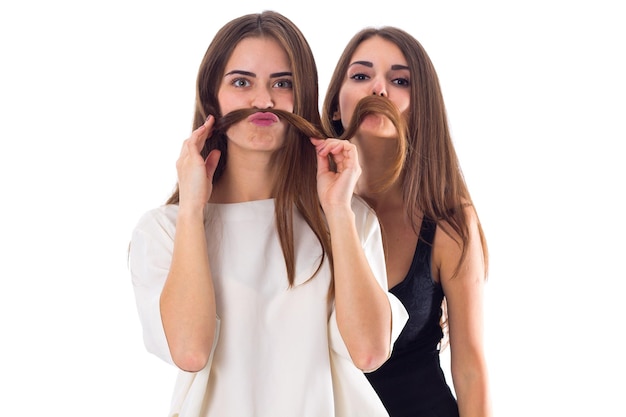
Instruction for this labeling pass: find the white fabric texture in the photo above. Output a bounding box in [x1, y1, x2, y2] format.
[129, 196, 408, 417]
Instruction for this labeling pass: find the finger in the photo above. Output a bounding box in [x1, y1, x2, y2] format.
[205, 149, 222, 180]
[322, 141, 349, 158]
[315, 144, 331, 173]
[190, 115, 215, 152]
[310, 137, 327, 155]
[178, 116, 214, 158]
[313, 139, 345, 157]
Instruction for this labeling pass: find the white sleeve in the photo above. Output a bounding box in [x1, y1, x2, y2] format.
[128, 209, 176, 366]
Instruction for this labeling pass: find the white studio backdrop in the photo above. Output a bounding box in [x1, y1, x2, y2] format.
[1, 1, 624, 415]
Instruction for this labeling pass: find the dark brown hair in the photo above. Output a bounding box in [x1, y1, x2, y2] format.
[166, 11, 331, 287]
[322, 27, 488, 278]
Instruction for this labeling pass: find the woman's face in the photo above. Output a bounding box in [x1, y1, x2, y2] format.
[217, 36, 294, 152]
[337, 36, 411, 139]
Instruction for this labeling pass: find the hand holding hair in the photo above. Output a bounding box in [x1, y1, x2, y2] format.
[176, 115, 222, 212]
[212, 96, 407, 195]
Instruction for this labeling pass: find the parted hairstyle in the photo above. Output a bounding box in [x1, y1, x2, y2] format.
[322, 27, 488, 279]
[166, 11, 331, 287]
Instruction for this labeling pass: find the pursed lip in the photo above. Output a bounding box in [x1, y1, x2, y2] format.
[248, 112, 279, 126]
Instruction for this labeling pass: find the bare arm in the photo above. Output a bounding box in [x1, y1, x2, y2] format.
[160, 117, 221, 372]
[312, 138, 392, 371]
[436, 208, 492, 417]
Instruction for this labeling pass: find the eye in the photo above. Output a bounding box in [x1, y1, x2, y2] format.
[392, 77, 410, 88]
[273, 79, 293, 89]
[349, 73, 370, 81]
[232, 78, 251, 87]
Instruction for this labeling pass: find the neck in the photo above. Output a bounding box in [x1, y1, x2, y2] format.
[210, 152, 276, 203]
[357, 182, 403, 213]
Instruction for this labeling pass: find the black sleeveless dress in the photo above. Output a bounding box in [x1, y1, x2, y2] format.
[366, 218, 459, 417]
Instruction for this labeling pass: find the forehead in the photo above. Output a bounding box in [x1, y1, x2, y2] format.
[351, 36, 407, 66]
[226, 36, 291, 70]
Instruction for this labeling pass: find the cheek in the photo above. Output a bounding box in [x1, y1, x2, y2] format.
[274, 91, 294, 112]
[217, 86, 246, 115]
[221, 100, 245, 116]
[216, 90, 230, 114]
[280, 102, 294, 113]
[393, 94, 411, 115]
[337, 94, 357, 127]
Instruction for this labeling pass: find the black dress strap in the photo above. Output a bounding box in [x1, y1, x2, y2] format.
[418, 216, 437, 246]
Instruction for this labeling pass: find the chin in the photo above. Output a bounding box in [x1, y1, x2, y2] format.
[249, 135, 285, 150]
[358, 125, 398, 140]
[359, 115, 397, 137]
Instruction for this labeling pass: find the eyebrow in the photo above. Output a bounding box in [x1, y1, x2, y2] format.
[349, 61, 373, 68]
[349, 61, 410, 71]
[224, 70, 293, 78]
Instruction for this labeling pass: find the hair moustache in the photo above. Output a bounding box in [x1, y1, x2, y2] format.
[340, 95, 407, 143]
[345, 95, 407, 192]
[213, 108, 325, 138]
[212, 96, 406, 143]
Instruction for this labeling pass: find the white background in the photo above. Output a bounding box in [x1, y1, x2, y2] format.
[1, 0, 624, 415]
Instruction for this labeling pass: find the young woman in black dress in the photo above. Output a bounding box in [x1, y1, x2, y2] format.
[320, 26, 492, 417]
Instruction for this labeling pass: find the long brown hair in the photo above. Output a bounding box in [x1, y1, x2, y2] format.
[322, 27, 488, 279]
[166, 11, 331, 287]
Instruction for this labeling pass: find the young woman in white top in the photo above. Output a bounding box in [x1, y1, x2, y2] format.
[129, 11, 407, 417]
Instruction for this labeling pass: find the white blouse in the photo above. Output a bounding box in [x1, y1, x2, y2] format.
[130, 196, 408, 417]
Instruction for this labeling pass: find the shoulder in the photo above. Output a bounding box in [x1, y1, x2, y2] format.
[132, 204, 179, 238]
[350, 194, 377, 219]
[128, 205, 180, 275]
[350, 194, 383, 244]
[433, 204, 485, 281]
[434, 201, 481, 241]
[350, 194, 379, 226]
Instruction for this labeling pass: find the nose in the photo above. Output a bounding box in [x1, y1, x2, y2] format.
[371, 78, 387, 97]
[251, 86, 274, 109]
